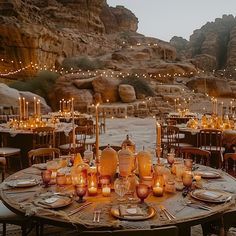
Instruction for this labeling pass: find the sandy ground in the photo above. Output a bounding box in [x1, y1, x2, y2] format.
[100, 117, 157, 154]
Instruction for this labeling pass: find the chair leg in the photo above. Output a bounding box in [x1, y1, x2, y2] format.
[2, 223, 6, 236]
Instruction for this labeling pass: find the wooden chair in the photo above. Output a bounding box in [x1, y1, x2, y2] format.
[84, 119, 96, 151]
[98, 110, 106, 133]
[28, 148, 60, 166]
[223, 153, 236, 176]
[59, 126, 86, 155]
[0, 133, 22, 170]
[32, 127, 55, 149]
[79, 226, 178, 236]
[165, 126, 193, 154]
[0, 157, 6, 181]
[0, 168, 35, 236]
[180, 147, 211, 166]
[199, 129, 224, 168]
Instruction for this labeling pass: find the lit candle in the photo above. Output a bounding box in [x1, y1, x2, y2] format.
[153, 182, 163, 197]
[156, 122, 161, 147]
[36, 101, 39, 116]
[230, 101, 233, 114]
[215, 99, 218, 115]
[59, 100, 62, 112]
[102, 185, 111, 197]
[221, 102, 224, 117]
[71, 98, 76, 151]
[33, 97, 37, 115]
[95, 103, 99, 163]
[26, 102, 29, 119]
[174, 99, 176, 112]
[22, 97, 25, 120]
[194, 174, 201, 182]
[38, 99, 41, 116]
[18, 97, 22, 120]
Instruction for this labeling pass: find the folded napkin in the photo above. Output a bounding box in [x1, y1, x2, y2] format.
[38, 196, 71, 208]
[195, 190, 223, 200]
[119, 204, 145, 217]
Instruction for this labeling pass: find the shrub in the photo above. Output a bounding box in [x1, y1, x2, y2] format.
[9, 70, 59, 104]
[120, 75, 156, 98]
[62, 56, 104, 71]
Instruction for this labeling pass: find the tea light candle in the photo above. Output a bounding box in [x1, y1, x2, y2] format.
[153, 182, 163, 197]
[102, 185, 111, 197]
[194, 174, 201, 182]
[88, 186, 98, 195]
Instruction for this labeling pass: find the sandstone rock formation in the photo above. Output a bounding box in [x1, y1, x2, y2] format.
[0, 83, 51, 114]
[118, 84, 136, 103]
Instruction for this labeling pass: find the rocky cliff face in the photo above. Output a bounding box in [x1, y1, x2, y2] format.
[0, 0, 139, 77]
[171, 15, 236, 76]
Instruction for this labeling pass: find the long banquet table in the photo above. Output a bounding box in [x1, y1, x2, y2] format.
[0, 165, 236, 235]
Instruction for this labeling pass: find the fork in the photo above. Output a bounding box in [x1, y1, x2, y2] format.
[93, 210, 101, 223]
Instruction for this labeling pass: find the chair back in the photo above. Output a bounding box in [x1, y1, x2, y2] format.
[199, 129, 223, 151]
[28, 148, 60, 166]
[223, 153, 236, 176]
[79, 226, 178, 236]
[32, 127, 55, 149]
[180, 147, 211, 166]
[166, 125, 180, 152]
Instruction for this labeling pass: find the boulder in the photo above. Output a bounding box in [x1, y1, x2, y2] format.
[118, 84, 136, 103]
[92, 76, 120, 102]
[73, 78, 94, 89]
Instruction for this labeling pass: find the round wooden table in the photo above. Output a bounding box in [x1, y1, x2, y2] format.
[0, 165, 235, 235]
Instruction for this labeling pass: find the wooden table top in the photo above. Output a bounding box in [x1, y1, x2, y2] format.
[0, 164, 236, 233]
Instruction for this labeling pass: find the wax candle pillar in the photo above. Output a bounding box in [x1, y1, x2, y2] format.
[18, 97, 22, 120]
[33, 97, 37, 116]
[95, 103, 100, 163]
[26, 102, 29, 119]
[38, 99, 41, 116]
[156, 122, 161, 162]
[59, 100, 62, 112]
[22, 97, 25, 120]
[71, 98, 76, 152]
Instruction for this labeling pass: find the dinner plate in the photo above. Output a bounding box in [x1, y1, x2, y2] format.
[33, 194, 73, 209]
[190, 189, 232, 203]
[6, 179, 39, 188]
[111, 204, 156, 221]
[194, 170, 221, 179]
[32, 163, 47, 170]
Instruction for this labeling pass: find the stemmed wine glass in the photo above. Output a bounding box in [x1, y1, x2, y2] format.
[41, 170, 52, 188]
[136, 183, 150, 203]
[75, 184, 87, 203]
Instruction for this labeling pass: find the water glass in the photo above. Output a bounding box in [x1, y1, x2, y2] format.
[41, 170, 52, 187]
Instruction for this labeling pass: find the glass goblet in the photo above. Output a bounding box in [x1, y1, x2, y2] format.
[136, 183, 150, 203]
[182, 171, 193, 191]
[114, 176, 130, 202]
[167, 153, 175, 166]
[41, 170, 52, 187]
[75, 184, 87, 203]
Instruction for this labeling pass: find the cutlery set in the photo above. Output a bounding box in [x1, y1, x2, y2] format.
[68, 202, 92, 216]
[93, 210, 101, 223]
[160, 205, 176, 220]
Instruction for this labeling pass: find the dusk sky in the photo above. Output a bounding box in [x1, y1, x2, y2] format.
[107, 0, 236, 42]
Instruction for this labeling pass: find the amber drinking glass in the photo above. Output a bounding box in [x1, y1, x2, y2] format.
[41, 170, 52, 187]
[136, 183, 150, 203]
[75, 184, 87, 203]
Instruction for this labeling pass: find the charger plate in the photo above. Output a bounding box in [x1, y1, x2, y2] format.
[111, 204, 156, 221]
[194, 170, 221, 179]
[6, 179, 39, 188]
[34, 194, 73, 209]
[190, 189, 232, 203]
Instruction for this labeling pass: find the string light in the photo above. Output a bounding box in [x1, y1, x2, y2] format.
[0, 57, 235, 82]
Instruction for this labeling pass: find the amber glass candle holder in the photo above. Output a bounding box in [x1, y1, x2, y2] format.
[75, 184, 87, 203]
[136, 183, 150, 203]
[41, 170, 52, 187]
[56, 173, 66, 186]
[184, 158, 193, 170]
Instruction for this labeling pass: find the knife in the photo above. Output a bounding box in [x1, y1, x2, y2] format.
[186, 203, 211, 211]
